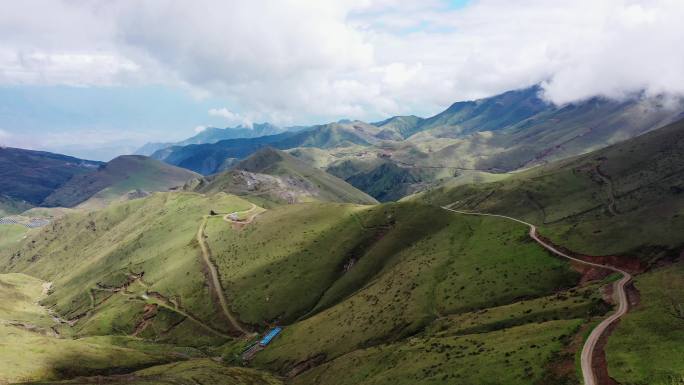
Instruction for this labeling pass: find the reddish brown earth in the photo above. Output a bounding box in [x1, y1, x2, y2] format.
[589, 279, 641, 385]
[132, 304, 158, 337]
[534, 233, 646, 282]
[592, 321, 621, 385]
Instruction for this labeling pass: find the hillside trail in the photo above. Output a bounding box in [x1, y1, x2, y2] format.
[197, 215, 251, 336]
[223, 203, 262, 224]
[442, 205, 631, 385]
[595, 164, 619, 216]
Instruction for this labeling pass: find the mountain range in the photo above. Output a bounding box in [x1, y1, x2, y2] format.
[1, 85, 684, 385]
[135, 123, 299, 156]
[149, 87, 684, 201]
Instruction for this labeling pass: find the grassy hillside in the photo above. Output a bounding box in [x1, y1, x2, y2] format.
[153, 122, 381, 175]
[43, 156, 199, 208]
[605, 261, 684, 385]
[412, 117, 684, 262]
[1, 189, 612, 384]
[29, 359, 284, 385]
[0, 147, 102, 205]
[0, 273, 185, 383]
[0, 223, 30, 249]
[0, 194, 33, 216]
[0, 192, 254, 344]
[250, 212, 585, 380]
[193, 148, 378, 206]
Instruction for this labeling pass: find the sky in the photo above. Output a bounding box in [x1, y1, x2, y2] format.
[1, 0, 683, 160]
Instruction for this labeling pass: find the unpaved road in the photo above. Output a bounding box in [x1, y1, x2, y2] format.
[595, 164, 619, 216]
[442, 206, 631, 385]
[197, 216, 250, 335]
[223, 203, 262, 225]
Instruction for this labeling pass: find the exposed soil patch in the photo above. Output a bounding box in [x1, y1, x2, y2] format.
[132, 304, 158, 337]
[286, 353, 327, 378]
[592, 321, 621, 385]
[540, 323, 589, 385]
[535, 233, 646, 279]
[625, 281, 641, 309]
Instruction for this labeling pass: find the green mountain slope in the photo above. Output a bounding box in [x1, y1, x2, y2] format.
[0, 194, 33, 216]
[206, 147, 377, 205]
[152, 122, 381, 175]
[412, 117, 684, 262]
[0, 191, 608, 384]
[292, 89, 683, 202]
[0, 147, 102, 206]
[42, 155, 199, 208]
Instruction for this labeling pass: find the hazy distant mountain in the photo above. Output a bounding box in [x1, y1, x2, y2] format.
[0, 147, 103, 206]
[152, 121, 384, 175]
[135, 123, 291, 156]
[150, 86, 684, 201]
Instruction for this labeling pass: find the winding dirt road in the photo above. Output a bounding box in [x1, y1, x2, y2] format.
[197, 216, 250, 335]
[441, 206, 631, 385]
[223, 203, 262, 225]
[595, 164, 619, 216]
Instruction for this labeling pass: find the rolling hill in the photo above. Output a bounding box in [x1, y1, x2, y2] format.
[409, 117, 684, 384]
[42, 155, 199, 208]
[193, 147, 378, 205]
[412, 116, 684, 262]
[0, 191, 601, 384]
[0, 147, 102, 206]
[146, 86, 683, 202]
[151, 121, 386, 175]
[3, 87, 684, 385]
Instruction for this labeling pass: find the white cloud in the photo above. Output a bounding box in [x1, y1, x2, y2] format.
[0, 0, 683, 122]
[208, 108, 253, 127]
[193, 125, 207, 134]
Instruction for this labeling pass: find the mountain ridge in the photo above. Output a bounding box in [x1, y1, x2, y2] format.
[192, 147, 378, 205]
[42, 155, 200, 208]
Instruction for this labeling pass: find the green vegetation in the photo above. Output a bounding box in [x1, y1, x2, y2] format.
[0, 224, 29, 249]
[0, 273, 55, 328]
[0, 192, 253, 344]
[0, 273, 199, 383]
[0, 147, 101, 206]
[196, 147, 378, 205]
[252, 213, 586, 384]
[43, 155, 199, 208]
[29, 359, 284, 385]
[292, 320, 582, 385]
[1, 192, 607, 384]
[413, 117, 684, 262]
[606, 262, 684, 385]
[0, 194, 33, 216]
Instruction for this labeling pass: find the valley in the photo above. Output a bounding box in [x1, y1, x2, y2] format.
[1, 90, 683, 385]
[4, 2, 684, 384]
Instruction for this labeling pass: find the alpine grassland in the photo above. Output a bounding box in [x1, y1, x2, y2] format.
[0, 191, 609, 384]
[605, 262, 684, 385]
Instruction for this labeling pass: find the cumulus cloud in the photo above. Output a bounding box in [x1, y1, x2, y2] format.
[193, 125, 207, 134]
[0, 0, 683, 122]
[208, 108, 253, 128]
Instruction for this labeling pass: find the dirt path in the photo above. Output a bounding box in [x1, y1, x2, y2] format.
[223, 203, 262, 225]
[197, 216, 250, 336]
[595, 164, 619, 216]
[441, 206, 631, 385]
